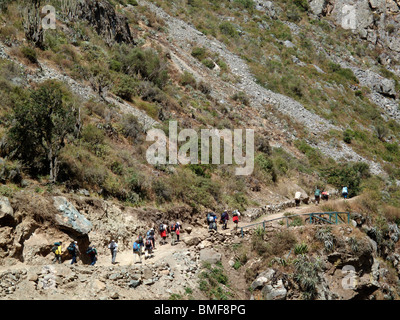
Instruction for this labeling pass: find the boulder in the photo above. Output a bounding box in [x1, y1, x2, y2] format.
[0, 196, 14, 226]
[199, 248, 222, 264]
[261, 279, 287, 300]
[53, 196, 92, 236]
[184, 237, 201, 247]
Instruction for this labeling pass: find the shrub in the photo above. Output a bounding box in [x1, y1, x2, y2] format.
[201, 58, 215, 69]
[294, 242, 309, 255]
[120, 114, 143, 142]
[255, 154, 277, 182]
[293, 255, 322, 300]
[21, 46, 37, 64]
[191, 47, 207, 60]
[343, 129, 354, 144]
[294, 0, 309, 11]
[112, 74, 138, 101]
[113, 45, 169, 88]
[180, 71, 197, 88]
[82, 124, 105, 146]
[219, 22, 237, 37]
[232, 91, 250, 106]
[233, 0, 254, 9]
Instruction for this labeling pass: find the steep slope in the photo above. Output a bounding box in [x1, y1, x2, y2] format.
[1, 0, 400, 301]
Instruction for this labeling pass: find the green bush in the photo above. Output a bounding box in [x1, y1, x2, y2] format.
[294, 0, 309, 11]
[82, 124, 105, 146]
[191, 47, 207, 60]
[21, 46, 37, 64]
[180, 71, 197, 88]
[219, 22, 238, 37]
[343, 129, 354, 144]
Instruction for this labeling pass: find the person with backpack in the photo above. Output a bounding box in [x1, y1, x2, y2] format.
[137, 234, 145, 255]
[52, 241, 62, 264]
[207, 212, 217, 231]
[232, 210, 240, 231]
[159, 223, 167, 245]
[132, 240, 142, 264]
[342, 186, 348, 199]
[86, 244, 97, 266]
[170, 222, 178, 246]
[108, 240, 118, 265]
[144, 237, 153, 259]
[314, 188, 321, 205]
[67, 241, 79, 265]
[147, 228, 156, 249]
[294, 191, 301, 207]
[221, 211, 229, 230]
[175, 222, 181, 243]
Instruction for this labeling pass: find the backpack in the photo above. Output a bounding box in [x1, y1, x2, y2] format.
[315, 189, 320, 196]
[133, 242, 140, 252]
[67, 243, 75, 254]
[159, 224, 165, 232]
[86, 247, 94, 255]
[170, 224, 176, 231]
[146, 239, 152, 247]
[222, 212, 228, 220]
[137, 235, 143, 243]
[51, 246, 58, 253]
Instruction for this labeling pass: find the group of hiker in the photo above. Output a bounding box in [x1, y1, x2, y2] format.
[51, 241, 98, 266]
[206, 209, 241, 231]
[295, 186, 350, 207]
[51, 221, 183, 266]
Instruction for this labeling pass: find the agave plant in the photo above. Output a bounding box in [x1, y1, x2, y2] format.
[315, 227, 335, 252]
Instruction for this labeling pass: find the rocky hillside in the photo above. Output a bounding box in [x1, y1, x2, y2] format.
[1, 0, 400, 300]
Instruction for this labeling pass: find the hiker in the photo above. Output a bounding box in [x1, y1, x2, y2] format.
[147, 228, 156, 249]
[207, 212, 217, 231]
[342, 186, 348, 199]
[144, 237, 153, 259]
[132, 240, 142, 264]
[86, 244, 97, 266]
[321, 191, 329, 201]
[295, 191, 301, 207]
[137, 234, 145, 255]
[170, 222, 177, 246]
[175, 222, 181, 242]
[233, 209, 241, 221]
[67, 241, 79, 265]
[314, 188, 321, 205]
[232, 210, 240, 231]
[221, 211, 229, 230]
[159, 223, 167, 245]
[52, 241, 62, 264]
[108, 240, 118, 264]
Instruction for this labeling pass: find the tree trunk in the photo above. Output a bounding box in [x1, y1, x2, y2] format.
[48, 148, 58, 184]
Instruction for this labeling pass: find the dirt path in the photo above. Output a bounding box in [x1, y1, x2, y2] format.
[223, 195, 362, 232]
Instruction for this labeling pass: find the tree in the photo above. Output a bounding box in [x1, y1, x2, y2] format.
[8, 80, 77, 183]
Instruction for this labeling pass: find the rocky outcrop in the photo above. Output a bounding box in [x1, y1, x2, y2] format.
[62, 0, 135, 46]
[53, 196, 92, 236]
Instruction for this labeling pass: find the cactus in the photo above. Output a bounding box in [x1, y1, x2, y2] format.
[22, 0, 44, 49]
